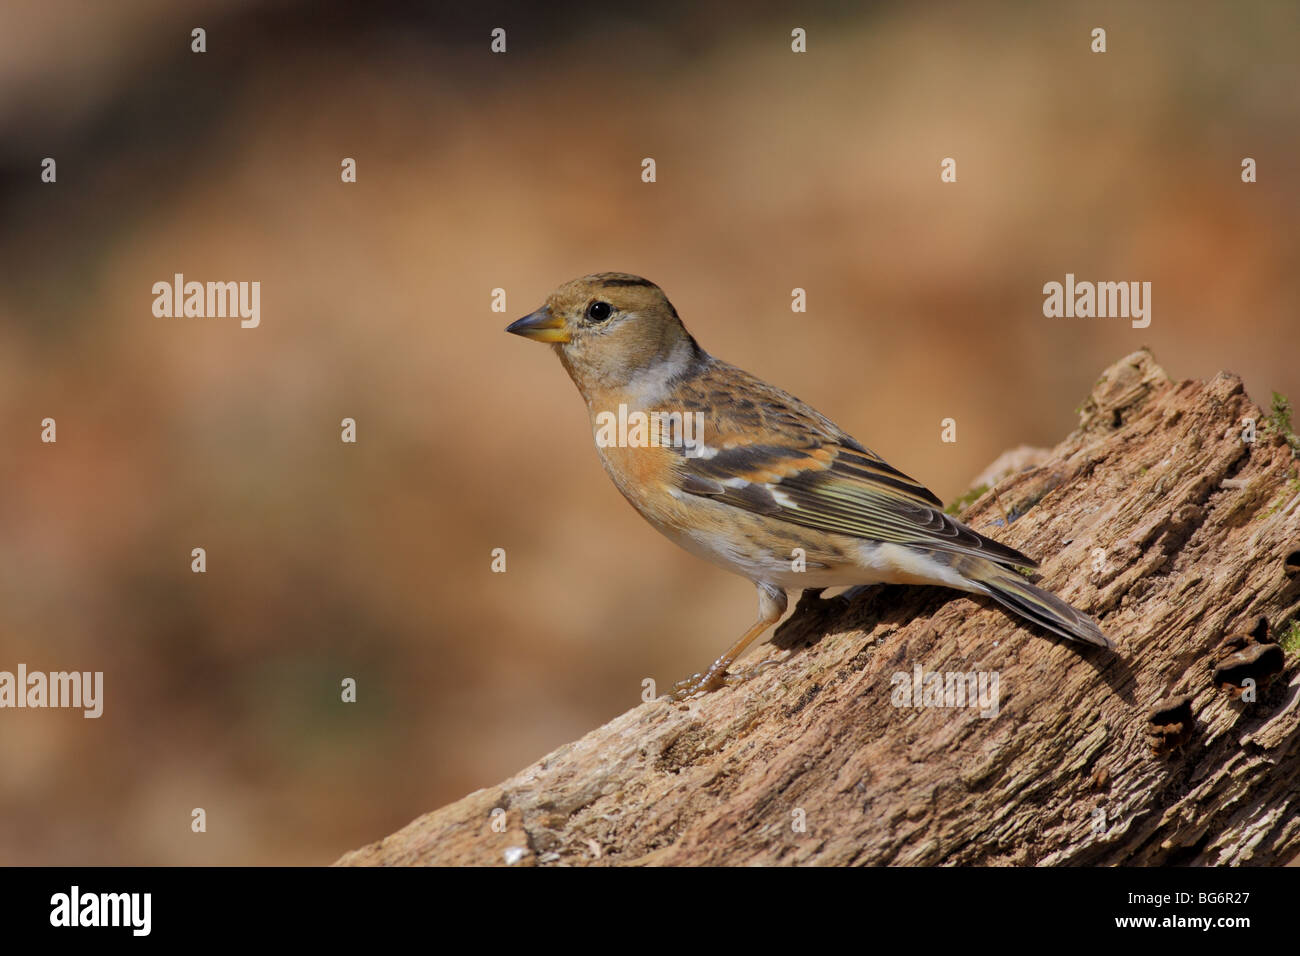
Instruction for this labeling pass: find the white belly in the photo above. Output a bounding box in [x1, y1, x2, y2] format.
[654, 514, 974, 594]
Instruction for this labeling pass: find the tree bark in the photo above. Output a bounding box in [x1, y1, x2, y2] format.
[337, 349, 1300, 866]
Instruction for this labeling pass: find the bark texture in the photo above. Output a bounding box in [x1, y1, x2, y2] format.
[337, 350, 1300, 866]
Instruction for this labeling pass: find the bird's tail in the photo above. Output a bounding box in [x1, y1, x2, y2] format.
[953, 556, 1113, 650]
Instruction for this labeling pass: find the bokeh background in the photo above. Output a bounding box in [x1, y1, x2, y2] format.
[1, 0, 1297, 864]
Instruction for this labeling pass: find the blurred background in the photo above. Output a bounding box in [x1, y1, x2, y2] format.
[1, 0, 1297, 864]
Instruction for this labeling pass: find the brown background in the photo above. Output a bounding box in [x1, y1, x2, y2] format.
[1, 0, 1297, 863]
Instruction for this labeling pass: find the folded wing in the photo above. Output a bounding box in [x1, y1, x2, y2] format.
[670, 361, 1035, 570]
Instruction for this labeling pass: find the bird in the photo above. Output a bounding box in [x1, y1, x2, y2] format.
[507, 273, 1113, 698]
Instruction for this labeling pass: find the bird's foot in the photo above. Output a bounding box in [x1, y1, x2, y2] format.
[668, 656, 784, 700]
[669, 667, 727, 701]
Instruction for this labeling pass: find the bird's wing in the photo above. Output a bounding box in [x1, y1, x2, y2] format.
[669, 361, 1035, 569]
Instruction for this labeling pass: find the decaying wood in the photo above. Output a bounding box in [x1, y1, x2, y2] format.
[337, 350, 1300, 866]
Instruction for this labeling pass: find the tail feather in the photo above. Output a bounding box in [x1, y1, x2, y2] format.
[956, 558, 1113, 650]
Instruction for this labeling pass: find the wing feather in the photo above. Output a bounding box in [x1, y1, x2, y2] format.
[670, 360, 1035, 570]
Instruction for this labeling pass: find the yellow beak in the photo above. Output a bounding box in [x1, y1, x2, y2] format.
[505, 307, 570, 343]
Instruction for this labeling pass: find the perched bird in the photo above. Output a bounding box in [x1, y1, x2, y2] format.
[507, 273, 1113, 698]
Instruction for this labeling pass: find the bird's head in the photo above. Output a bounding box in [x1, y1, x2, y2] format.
[506, 273, 703, 397]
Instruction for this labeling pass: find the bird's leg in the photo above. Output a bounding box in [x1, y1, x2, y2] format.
[670, 618, 775, 700]
[670, 584, 787, 700]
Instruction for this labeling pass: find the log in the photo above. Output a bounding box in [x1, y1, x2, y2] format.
[336, 349, 1300, 866]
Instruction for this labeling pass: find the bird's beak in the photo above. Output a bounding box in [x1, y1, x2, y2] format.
[506, 306, 570, 343]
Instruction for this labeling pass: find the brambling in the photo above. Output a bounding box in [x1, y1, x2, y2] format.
[507, 273, 1112, 698]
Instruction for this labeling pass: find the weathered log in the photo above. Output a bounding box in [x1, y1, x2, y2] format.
[337, 350, 1300, 866]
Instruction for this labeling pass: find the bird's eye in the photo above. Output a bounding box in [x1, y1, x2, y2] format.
[586, 301, 613, 323]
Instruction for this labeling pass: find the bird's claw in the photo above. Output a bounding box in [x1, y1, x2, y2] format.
[668, 657, 783, 701]
[669, 670, 726, 701]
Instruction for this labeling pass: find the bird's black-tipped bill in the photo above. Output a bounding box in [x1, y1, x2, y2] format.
[506, 307, 570, 343]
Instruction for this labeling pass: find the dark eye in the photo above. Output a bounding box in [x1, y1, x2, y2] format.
[586, 301, 613, 323]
